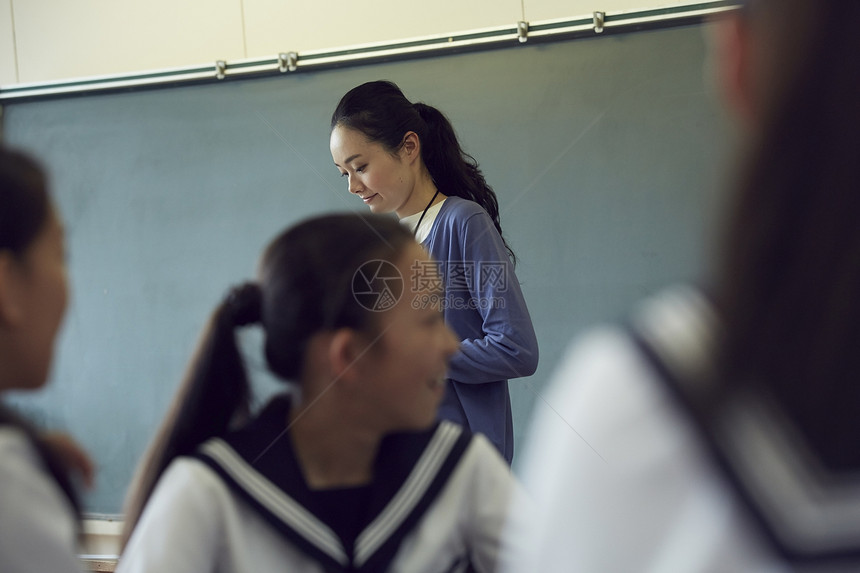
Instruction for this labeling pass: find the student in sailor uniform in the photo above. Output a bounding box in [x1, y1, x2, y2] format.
[509, 0, 860, 571]
[330, 81, 539, 464]
[119, 213, 520, 573]
[0, 146, 93, 573]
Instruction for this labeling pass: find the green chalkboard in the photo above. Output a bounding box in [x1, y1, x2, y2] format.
[2, 23, 731, 515]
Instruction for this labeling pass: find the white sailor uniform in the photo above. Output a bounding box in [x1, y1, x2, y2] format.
[512, 286, 860, 573]
[0, 426, 83, 573]
[118, 396, 515, 573]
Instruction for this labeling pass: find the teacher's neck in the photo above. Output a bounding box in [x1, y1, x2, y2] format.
[396, 180, 446, 219]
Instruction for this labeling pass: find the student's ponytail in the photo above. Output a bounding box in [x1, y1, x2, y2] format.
[122, 214, 414, 548]
[121, 283, 260, 548]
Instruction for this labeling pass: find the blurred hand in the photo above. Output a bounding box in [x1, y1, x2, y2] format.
[42, 432, 95, 489]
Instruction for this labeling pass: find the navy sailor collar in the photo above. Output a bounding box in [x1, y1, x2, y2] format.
[627, 286, 860, 569]
[193, 396, 472, 572]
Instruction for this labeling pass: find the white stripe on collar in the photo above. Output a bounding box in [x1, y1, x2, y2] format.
[354, 421, 463, 565]
[199, 439, 347, 564]
[200, 420, 466, 568]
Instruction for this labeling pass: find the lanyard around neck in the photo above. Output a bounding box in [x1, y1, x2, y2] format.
[413, 189, 441, 238]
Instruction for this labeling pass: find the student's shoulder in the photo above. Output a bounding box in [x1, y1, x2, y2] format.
[0, 425, 78, 525]
[0, 426, 46, 492]
[0, 423, 30, 446]
[436, 422, 509, 477]
[449, 429, 517, 513]
[141, 455, 238, 525]
[158, 455, 230, 496]
[0, 427, 80, 572]
[0, 425, 41, 471]
[461, 428, 499, 459]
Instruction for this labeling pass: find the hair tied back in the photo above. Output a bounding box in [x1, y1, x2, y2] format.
[226, 282, 262, 327]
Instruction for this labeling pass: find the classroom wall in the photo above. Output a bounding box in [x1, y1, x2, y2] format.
[0, 0, 15, 84]
[2, 21, 733, 515]
[1, 0, 696, 86]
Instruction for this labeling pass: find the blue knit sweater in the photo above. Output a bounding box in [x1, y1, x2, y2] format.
[422, 197, 539, 463]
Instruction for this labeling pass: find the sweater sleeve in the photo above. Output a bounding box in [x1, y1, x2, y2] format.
[445, 210, 539, 384]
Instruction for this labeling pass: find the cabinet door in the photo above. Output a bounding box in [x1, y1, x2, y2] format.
[525, 0, 695, 22]
[243, 0, 523, 58]
[12, 0, 246, 84]
[1, 0, 16, 85]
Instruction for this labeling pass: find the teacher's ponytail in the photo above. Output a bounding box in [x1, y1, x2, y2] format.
[413, 102, 514, 263]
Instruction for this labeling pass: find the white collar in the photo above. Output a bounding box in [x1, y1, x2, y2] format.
[400, 198, 446, 243]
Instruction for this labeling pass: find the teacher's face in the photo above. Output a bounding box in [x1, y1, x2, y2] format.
[330, 126, 416, 217]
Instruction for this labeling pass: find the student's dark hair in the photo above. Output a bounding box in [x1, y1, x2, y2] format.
[715, 0, 860, 471]
[0, 146, 50, 257]
[0, 146, 80, 517]
[331, 80, 516, 263]
[121, 213, 414, 548]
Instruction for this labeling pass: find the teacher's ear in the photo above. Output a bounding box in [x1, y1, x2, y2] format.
[399, 131, 422, 165]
